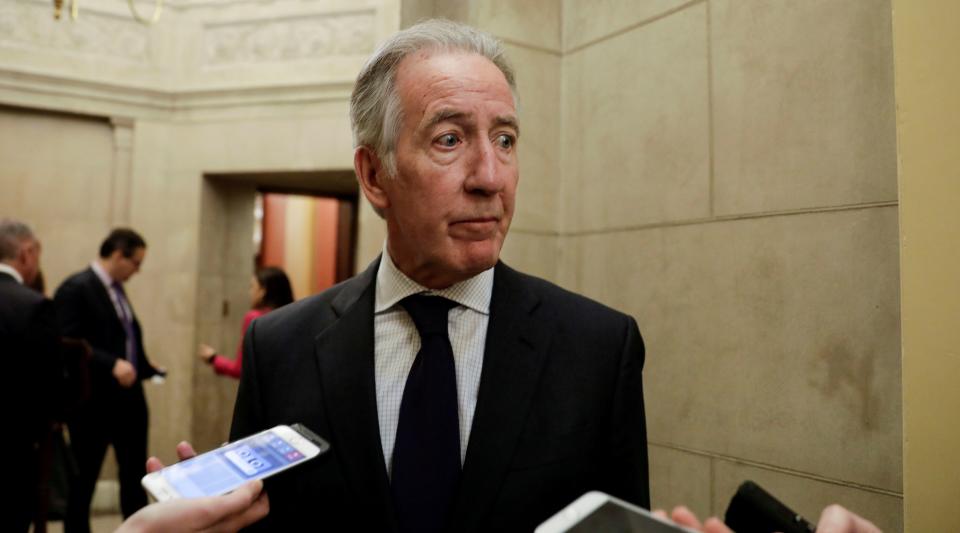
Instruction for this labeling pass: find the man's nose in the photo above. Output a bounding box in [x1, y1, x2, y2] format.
[464, 139, 505, 195]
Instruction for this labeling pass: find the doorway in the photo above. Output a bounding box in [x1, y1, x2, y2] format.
[256, 190, 356, 301]
[192, 169, 358, 451]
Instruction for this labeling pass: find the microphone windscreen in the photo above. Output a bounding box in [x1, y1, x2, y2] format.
[724, 480, 815, 533]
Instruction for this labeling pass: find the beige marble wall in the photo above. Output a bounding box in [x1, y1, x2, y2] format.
[0, 106, 114, 288]
[559, 1, 901, 531]
[192, 179, 257, 452]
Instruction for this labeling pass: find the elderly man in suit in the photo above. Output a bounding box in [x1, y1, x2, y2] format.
[54, 228, 161, 533]
[0, 219, 61, 532]
[227, 19, 649, 532]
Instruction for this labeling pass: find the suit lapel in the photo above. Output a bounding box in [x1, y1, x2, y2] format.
[313, 259, 398, 531]
[83, 268, 125, 333]
[450, 262, 553, 532]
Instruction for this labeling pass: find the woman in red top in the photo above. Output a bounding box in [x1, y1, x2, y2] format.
[198, 266, 294, 378]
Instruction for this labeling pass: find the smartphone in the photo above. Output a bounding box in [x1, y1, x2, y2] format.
[141, 423, 330, 501]
[536, 491, 698, 533]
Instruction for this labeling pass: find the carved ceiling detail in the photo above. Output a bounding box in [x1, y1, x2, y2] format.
[202, 10, 375, 67]
[0, 0, 151, 63]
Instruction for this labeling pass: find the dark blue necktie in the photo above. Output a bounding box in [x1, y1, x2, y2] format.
[391, 294, 461, 533]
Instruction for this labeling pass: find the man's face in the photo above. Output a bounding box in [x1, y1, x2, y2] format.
[376, 51, 519, 289]
[112, 247, 145, 283]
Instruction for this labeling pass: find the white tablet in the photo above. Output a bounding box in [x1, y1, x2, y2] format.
[536, 491, 698, 533]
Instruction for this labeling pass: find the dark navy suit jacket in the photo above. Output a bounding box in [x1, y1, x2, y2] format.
[0, 272, 61, 446]
[230, 260, 649, 532]
[53, 267, 158, 391]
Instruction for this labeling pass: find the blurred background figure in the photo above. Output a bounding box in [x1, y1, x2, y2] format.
[54, 228, 162, 533]
[0, 219, 63, 532]
[198, 266, 294, 379]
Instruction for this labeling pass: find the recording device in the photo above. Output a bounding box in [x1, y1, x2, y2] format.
[724, 480, 816, 533]
[141, 423, 330, 501]
[535, 491, 698, 533]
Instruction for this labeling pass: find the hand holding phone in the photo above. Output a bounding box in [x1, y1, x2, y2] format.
[142, 424, 330, 501]
[662, 482, 880, 533]
[118, 479, 269, 533]
[145, 441, 200, 475]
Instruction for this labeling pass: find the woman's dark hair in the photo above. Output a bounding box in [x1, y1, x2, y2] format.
[255, 266, 294, 309]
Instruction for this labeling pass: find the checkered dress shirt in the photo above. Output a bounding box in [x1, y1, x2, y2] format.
[374, 246, 493, 478]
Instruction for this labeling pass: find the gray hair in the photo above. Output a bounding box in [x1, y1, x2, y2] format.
[349, 19, 517, 179]
[0, 218, 35, 262]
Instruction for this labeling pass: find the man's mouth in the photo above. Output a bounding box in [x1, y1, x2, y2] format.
[450, 217, 500, 238]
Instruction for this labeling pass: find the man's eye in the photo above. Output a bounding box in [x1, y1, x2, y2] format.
[496, 134, 515, 149]
[436, 134, 459, 147]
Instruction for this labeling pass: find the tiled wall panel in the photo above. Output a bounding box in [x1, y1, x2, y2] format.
[562, 5, 710, 233]
[711, 0, 897, 214]
[571, 207, 901, 491]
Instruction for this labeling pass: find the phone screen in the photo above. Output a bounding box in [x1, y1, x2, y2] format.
[567, 501, 687, 533]
[160, 430, 309, 498]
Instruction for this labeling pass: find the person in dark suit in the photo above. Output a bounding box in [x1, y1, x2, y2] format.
[220, 19, 648, 532]
[0, 219, 62, 532]
[54, 228, 160, 533]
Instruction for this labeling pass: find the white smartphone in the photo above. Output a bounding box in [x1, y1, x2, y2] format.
[536, 491, 699, 533]
[141, 424, 330, 501]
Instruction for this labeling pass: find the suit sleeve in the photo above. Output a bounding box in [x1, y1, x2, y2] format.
[54, 279, 117, 375]
[601, 315, 650, 509]
[135, 320, 159, 380]
[25, 298, 66, 426]
[230, 317, 265, 441]
[229, 319, 277, 533]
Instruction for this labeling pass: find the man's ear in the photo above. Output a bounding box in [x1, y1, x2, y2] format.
[354, 146, 390, 213]
[15, 245, 29, 266]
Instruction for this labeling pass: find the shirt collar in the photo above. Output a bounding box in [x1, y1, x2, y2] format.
[0, 263, 24, 284]
[90, 260, 115, 288]
[375, 242, 493, 315]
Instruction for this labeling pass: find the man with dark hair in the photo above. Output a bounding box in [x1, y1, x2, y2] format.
[98, 228, 147, 262]
[0, 218, 62, 532]
[54, 227, 161, 533]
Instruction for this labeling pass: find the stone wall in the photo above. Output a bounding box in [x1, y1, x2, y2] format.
[557, 2, 901, 527]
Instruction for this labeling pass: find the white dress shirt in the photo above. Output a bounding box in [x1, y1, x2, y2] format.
[91, 260, 136, 360]
[0, 263, 24, 284]
[91, 261, 132, 322]
[374, 245, 493, 477]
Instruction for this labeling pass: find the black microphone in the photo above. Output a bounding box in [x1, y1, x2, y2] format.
[724, 480, 816, 533]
